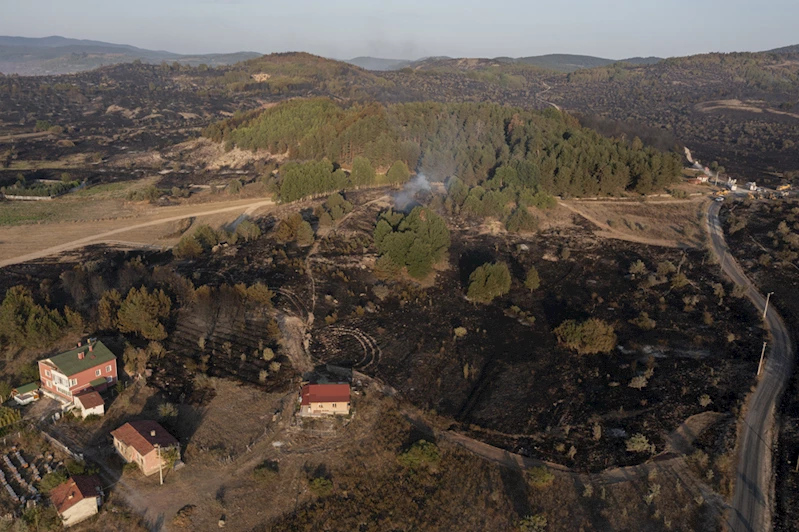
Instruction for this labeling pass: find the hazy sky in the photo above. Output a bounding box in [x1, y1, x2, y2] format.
[1, 0, 796, 59]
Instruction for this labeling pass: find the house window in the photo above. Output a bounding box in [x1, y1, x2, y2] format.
[45, 369, 51, 377]
[69, 379, 77, 387]
[332, 404, 336, 408]
[95, 369, 101, 376]
[106, 365, 112, 373]
[45, 380, 51, 388]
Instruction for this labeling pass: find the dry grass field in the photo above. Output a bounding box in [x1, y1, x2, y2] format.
[561, 198, 709, 248]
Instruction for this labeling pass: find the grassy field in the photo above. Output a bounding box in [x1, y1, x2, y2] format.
[564, 198, 708, 248]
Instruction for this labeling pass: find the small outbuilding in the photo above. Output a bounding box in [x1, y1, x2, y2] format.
[11, 383, 40, 405]
[49, 475, 103, 527]
[299, 384, 351, 416]
[74, 391, 104, 419]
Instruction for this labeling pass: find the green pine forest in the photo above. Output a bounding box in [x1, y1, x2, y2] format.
[203, 99, 683, 201]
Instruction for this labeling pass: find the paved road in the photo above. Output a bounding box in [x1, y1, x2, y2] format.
[707, 201, 795, 532]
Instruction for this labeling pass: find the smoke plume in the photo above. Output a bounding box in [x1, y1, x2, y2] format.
[393, 174, 431, 211]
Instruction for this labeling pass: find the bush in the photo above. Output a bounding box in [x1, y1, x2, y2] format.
[526, 466, 555, 488]
[253, 459, 279, 483]
[38, 471, 68, 494]
[554, 318, 617, 355]
[629, 311, 656, 330]
[517, 514, 548, 532]
[467, 262, 512, 303]
[308, 477, 333, 497]
[397, 440, 441, 470]
[524, 266, 541, 292]
[626, 433, 654, 453]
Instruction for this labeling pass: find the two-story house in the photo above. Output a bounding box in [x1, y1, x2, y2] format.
[38, 340, 117, 404]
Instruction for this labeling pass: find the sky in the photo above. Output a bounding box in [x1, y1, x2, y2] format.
[1, 0, 797, 59]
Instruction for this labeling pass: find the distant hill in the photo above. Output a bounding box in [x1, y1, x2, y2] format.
[514, 54, 661, 72]
[766, 44, 799, 54]
[347, 53, 661, 73]
[0, 35, 260, 75]
[345, 56, 413, 71]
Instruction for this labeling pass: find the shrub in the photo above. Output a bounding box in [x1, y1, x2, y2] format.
[554, 318, 616, 355]
[526, 466, 555, 488]
[253, 459, 279, 483]
[467, 262, 512, 303]
[629, 311, 656, 330]
[397, 440, 441, 470]
[38, 471, 68, 494]
[517, 514, 548, 532]
[308, 477, 333, 497]
[524, 266, 541, 292]
[626, 433, 654, 454]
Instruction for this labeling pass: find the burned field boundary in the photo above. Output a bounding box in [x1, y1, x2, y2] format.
[302, 200, 765, 472]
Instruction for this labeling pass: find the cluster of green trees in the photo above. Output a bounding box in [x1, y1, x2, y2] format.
[373, 207, 451, 280]
[554, 318, 617, 355]
[278, 158, 410, 202]
[274, 213, 314, 246]
[98, 287, 172, 341]
[316, 193, 353, 226]
[467, 262, 512, 303]
[174, 222, 261, 259]
[0, 286, 83, 348]
[205, 98, 683, 198]
[1, 178, 80, 198]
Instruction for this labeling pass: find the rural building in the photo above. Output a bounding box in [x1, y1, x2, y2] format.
[111, 420, 179, 476]
[73, 391, 104, 419]
[747, 182, 757, 191]
[299, 383, 351, 416]
[10, 383, 40, 405]
[38, 340, 117, 404]
[49, 475, 103, 527]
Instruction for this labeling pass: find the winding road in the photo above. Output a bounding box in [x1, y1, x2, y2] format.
[707, 201, 795, 532]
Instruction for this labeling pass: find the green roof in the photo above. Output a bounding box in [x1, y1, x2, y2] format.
[14, 382, 38, 394]
[89, 377, 107, 387]
[46, 341, 116, 377]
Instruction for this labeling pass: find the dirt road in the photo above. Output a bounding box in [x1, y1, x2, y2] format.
[707, 201, 795, 532]
[0, 198, 274, 268]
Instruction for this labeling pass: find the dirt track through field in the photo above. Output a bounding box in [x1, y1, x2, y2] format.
[0, 198, 275, 268]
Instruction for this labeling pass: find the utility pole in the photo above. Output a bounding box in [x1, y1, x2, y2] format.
[156, 444, 163, 486]
[763, 292, 774, 320]
[758, 342, 767, 376]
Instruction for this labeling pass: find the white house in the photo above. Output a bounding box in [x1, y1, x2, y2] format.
[74, 391, 104, 419]
[49, 475, 103, 527]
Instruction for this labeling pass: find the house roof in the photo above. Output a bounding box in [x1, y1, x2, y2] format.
[300, 384, 350, 406]
[111, 420, 178, 456]
[89, 377, 107, 388]
[49, 475, 102, 515]
[12, 382, 38, 395]
[75, 391, 104, 410]
[44, 341, 115, 377]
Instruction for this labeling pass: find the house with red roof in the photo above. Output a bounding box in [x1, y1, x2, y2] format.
[299, 383, 351, 416]
[49, 475, 103, 527]
[111, 420, 180, 476]
[74, 391, 105, 419]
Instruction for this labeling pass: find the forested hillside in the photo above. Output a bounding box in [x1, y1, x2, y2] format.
[204, 99, 683, 198]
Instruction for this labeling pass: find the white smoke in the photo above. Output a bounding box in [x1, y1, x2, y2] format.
[393, 174, 431, 211]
